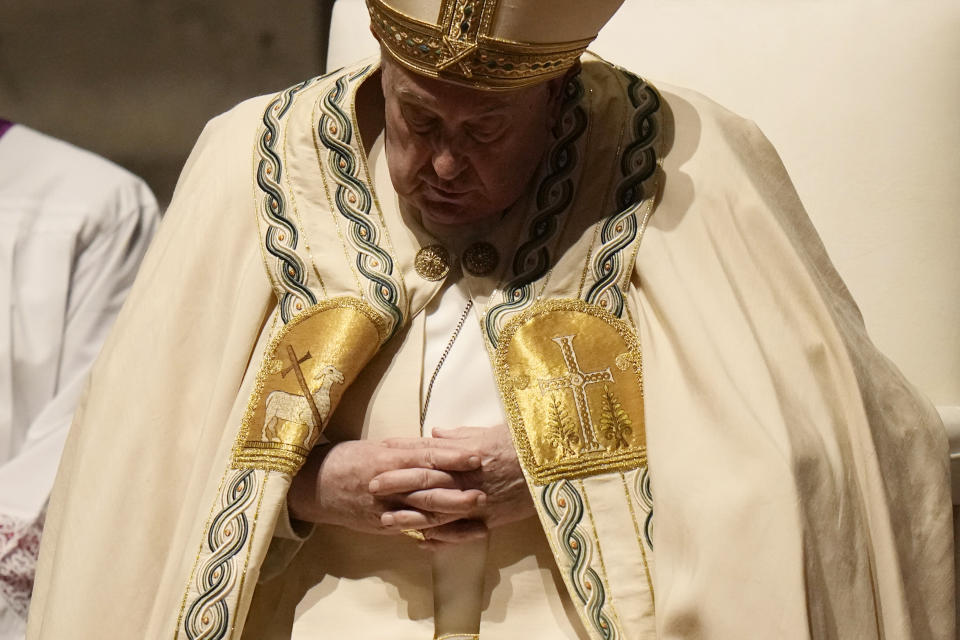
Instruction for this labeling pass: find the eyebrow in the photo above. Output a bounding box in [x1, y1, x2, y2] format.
[395, 86, 423, 101]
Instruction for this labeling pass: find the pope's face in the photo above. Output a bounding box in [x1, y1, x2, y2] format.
[381, 55, 561, 233]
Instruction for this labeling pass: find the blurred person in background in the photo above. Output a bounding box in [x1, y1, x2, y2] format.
[0, 118, 158, 639]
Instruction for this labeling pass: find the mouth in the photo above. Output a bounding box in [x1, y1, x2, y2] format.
[421, 182, 473, 201]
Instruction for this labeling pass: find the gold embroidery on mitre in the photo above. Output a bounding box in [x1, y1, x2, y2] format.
[233, 297, 383, 474]
[494, 299, 645, 484]
[367, 0, 593, 90]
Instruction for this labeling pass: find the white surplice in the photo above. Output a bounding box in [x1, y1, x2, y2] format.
[0, 124, 159, 637]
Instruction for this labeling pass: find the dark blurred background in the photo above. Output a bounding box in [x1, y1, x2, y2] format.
[0, 0, 337, 206]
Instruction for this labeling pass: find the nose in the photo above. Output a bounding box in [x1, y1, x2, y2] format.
[431, 138, 467, 182]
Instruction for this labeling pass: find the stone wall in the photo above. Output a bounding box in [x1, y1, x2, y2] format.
[0, 1, 332, 205]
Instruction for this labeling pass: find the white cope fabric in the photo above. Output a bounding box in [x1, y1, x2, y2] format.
[0, 124, 159, 637]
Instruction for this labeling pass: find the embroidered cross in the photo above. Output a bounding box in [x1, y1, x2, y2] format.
[436, 0, 485, 77]
[282, 348, 312, 378]
[437, 38, 477, 77]
[281, 345, 323, 428]
[538, 335, 614, 451]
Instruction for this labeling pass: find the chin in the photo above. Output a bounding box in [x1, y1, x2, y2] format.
[418, 198, 496, 230]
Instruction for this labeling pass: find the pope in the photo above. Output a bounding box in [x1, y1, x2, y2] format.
[27, 0, 953, 639]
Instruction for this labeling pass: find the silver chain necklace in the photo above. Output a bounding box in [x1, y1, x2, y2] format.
[420, 299, 474, 430]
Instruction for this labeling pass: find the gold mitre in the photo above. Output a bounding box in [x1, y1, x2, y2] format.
[367, 0, 626, 89]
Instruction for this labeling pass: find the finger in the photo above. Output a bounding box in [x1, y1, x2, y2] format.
[394, 446, 481, 472]
[421, 519, 489, 546]
[380, 437, 434, 449]
[431, 426, 486, 440]
[381, 437, 467, 450]
[380, 509, 462, 530]
[369, 468, 459, 495]
[399, 489, 486, 514]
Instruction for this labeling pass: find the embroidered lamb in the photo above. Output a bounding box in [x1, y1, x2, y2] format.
[264, 364, 344, 444]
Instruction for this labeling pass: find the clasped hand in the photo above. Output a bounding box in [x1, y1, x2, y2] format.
[287, 424, 534, 547]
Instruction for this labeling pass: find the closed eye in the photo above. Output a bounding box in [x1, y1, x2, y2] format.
[400, 104, 437, 134]
[466, 115, 507, 143]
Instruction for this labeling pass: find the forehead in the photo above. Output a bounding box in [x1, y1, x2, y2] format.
[383, 57, 541, 115]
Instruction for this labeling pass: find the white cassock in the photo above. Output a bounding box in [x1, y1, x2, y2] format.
[0, 123, 160, 638]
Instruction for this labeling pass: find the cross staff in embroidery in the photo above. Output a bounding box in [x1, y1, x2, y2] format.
[281, 345, 324, 429]
[538, 334, 614, 451]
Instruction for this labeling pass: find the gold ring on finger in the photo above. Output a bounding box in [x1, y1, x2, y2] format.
[401, 528, 426, 541]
